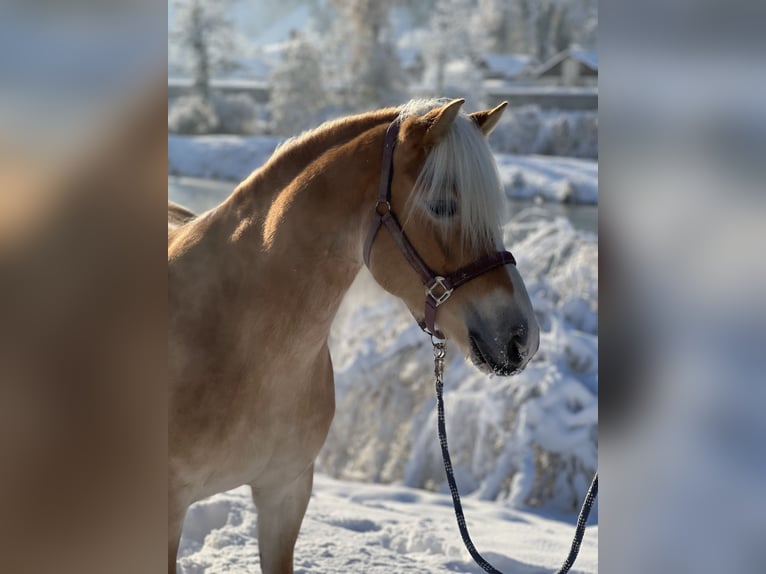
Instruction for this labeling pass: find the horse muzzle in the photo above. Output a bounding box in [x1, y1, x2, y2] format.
[467, 317, 539, 376]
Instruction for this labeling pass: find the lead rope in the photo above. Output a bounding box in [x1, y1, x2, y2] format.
[432, 340, 598, 574]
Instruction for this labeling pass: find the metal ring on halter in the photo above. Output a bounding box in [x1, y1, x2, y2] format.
[431, 333, 447, 347]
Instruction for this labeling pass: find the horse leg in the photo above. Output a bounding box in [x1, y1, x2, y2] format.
[251, 464, 314, 574]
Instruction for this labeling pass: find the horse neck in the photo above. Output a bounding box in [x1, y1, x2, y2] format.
[208, 113, 396, 350]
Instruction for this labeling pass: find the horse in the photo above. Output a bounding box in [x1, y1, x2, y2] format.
[168, 98, 540, 573]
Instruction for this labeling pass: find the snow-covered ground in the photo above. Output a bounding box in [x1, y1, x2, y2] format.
[178, 474, 597, 574]
[170, 141, 598, 572]
[168, 135, 598, 204]
[496, 154, 597, 203]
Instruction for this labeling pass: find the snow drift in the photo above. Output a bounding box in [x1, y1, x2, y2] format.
[178, 474, 598, 574]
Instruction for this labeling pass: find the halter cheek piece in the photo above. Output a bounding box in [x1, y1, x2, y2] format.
[363, 118, 516, 339]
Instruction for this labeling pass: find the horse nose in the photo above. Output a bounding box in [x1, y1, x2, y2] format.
[467, 317, 536, 376]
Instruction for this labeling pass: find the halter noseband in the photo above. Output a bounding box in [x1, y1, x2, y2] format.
[363, 118, 516, 339]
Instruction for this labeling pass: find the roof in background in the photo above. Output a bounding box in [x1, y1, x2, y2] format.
[535, 47, 598, 77]
[482, 53, 536, 78]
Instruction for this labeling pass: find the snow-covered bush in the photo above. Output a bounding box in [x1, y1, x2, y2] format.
[169, 94, 264, 135]
[489, 105, 545, 155]
[489, 106, 598, 159]
[321, 216, 597, 513]
[212, 93, 258, 134]
[168, 95, 219, 134]
[547, 112, 598, 159]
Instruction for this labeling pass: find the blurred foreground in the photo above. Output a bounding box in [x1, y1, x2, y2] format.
[599, 2, 766, 572]
[0, 2, 167, 573]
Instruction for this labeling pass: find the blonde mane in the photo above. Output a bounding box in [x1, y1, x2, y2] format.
[246, 99, 505, 256]
[399, 99, 506, 255]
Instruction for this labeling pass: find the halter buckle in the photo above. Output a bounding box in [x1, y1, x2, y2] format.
[426, 276, 453, 307]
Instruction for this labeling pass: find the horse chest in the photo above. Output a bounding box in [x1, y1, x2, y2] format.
[188, 355, 336, 497]
[248, 362, 336, 459]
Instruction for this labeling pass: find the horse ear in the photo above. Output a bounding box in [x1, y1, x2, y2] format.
[469, 101, 508, 136]
[421, 98, 465, 146]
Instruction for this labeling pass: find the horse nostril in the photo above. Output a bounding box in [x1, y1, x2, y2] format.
[508, 324, 528, 358]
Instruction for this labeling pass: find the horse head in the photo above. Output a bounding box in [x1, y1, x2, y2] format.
[365, 99, 539, 376]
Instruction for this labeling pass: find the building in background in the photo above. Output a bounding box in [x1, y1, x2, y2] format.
[533, 47, 598, 86]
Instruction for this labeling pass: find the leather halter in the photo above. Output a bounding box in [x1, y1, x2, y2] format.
[363, 118, 516, 339]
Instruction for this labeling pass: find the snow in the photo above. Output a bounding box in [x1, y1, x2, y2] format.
[569, 50, 598, 71]
[535, 49, 599, 77]
[495, 155, 598, 204]
[168, 134, 282, 182]
[178, 474, 597, 574]
[168, 135, 598, 204]
[483, 53, 536, 79]
[396, 46, 423, 70]
[168, 77, 270, 91]
[228, 55, 272, 80]
[483, 84, 598, 97]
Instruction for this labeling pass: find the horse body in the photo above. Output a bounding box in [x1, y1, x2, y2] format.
[168, 111, 396, 571]
[168, 100, 539, 573]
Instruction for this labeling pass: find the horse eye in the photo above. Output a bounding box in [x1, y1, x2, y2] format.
[427, 200, 457, 218]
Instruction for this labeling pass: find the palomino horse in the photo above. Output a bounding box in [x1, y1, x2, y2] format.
[168, 98, 539, 573]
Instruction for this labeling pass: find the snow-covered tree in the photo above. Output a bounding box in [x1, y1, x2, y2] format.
[478, 0, 593, 59]
[270, 32, 328, 136]
[323, 0, 406, 110]
[532, 1, 573, 61]
[478, 0, 526, 54]
[420, 0, 487, 107]
[170, 0, 240, 103]
[565, 0, 597, 50]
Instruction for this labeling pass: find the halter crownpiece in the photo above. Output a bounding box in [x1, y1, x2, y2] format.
[363, 118, 516, 339]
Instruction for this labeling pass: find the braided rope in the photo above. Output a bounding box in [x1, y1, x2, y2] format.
[435, 352, 598, 574]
